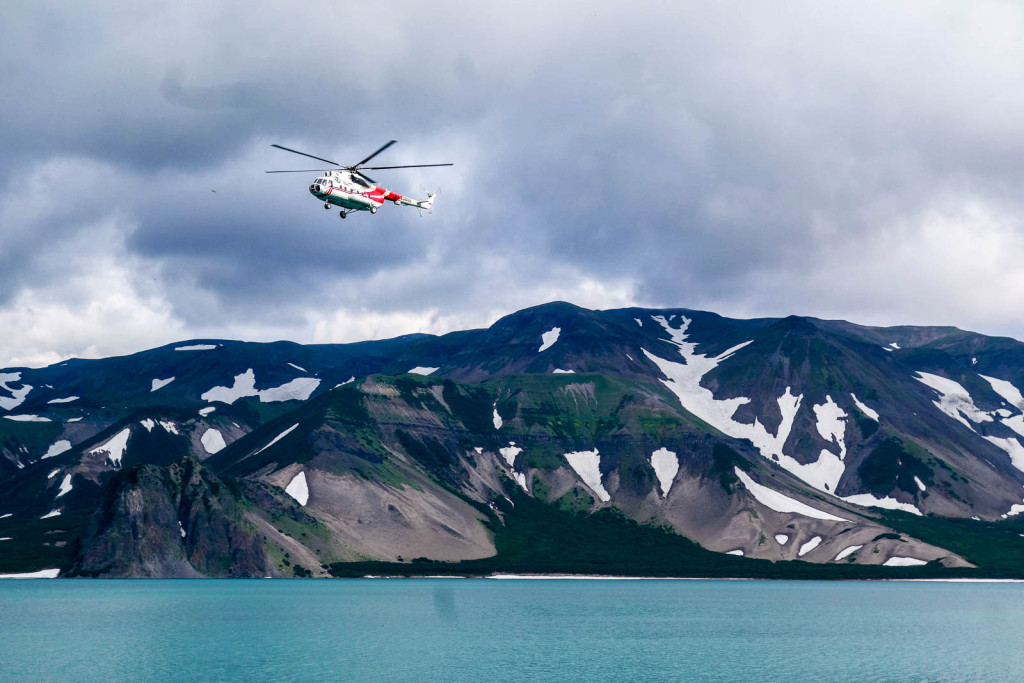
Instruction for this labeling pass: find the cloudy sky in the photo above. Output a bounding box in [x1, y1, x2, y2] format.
[3, 1, 1024, 367]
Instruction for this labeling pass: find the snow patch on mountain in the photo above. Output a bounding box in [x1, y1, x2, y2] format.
[850, 393, 879, 421]
[258, 377, 321, 402]
[492, 406, 503, 430]
[285, 471, 309, 506]
[814, 396, 847, 457]
[202, 369, 320, 404]
[539, 327, 561, 352]
[56, 473, 72, 498]
[499, 443, 522, 467]
[140, 419, 155, 432]
[40, 510, 61, 520]
[634, 318, 643, 327]
[734, 468, 848, 521]
[42, 440, 71, 459]
[89, 427, 131, 467]
[4, 415, 50, 422]
[255, 424, 299, 455]
[914, 476, 927, 491]
[979, 375, 1024, 411]
[0, 372, 32, 410]
[726, 549, 744, 556]
[47, 468, 59, 479]
[841, 493, 922, 516]
[201, 429, 226, 454]
[175, 344, 217, 351]
[564, 450, 610, 502]
[914, 372, 992, 431]
[552, 369, 575, 374]
[151, 377, 174, 392]
[408, 367, 439, 376]
[199, 407, 216, 417]
[158, 420, 178, 434]
[47, 396, 78, 404]
[834, 545, 862, 561]
[650, 448, 679, 497]
[884, 557, 927, 566]
[983, 436, 1024, 473]
[1002, 503, 1024, 518]
[287, 363, 307, 373]
[775, 534, 789, 545]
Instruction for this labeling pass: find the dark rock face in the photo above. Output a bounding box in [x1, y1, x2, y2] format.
[69, 459, 266, 578]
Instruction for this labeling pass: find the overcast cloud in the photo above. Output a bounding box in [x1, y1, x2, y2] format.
[3, 1, 1024, 367]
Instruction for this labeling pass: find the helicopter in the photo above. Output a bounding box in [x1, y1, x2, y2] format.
[267, 140, 452, 218]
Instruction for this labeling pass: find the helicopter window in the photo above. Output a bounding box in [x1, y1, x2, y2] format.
[352, 176, 370, 188]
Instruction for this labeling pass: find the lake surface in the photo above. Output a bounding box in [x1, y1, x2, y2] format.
[1, 579, 1022, 681]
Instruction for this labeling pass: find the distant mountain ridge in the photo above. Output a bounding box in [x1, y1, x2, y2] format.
[3, 301, 1024, 578]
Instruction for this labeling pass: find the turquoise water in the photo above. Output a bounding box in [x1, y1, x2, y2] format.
[1, 579, 1022, 681]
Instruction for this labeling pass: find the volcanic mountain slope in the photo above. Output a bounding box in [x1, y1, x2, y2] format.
[2, 301, 1024, 578]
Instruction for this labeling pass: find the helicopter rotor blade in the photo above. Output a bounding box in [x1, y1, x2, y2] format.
[352, 140, 397, 168]
[359, 163, 454, 170]
[265, 169, 335, 173]
[270, 144, 341, 167]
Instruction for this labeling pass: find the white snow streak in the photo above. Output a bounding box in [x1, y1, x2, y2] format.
[287, 363, 308, 373]
[564, 450, 610, 502]
[726, 549, 744, 556]
[285, 471, 309, 506]
[984, 435, 1024, 473]
[255, 424, 299, 455]
[56, 473, 72, 498]
[914, 476, 927, 491]
[42, 440, 71, 459]
[980, 374, 1024, 411]
[158, 420, 178, 434]
[199, 407, 216, 417]
[850, 393, 879, 422]
[734, 468, 848, 521]
[3, 415, 50, 422]
[175, 344, 217, 351]
[798, 536, 822, 557]
[46, 468, 59, 479]
[539, 327, 561, 352]
[840, 492, 922, 516]
[650, 448, 679, 497]
[47, 396, 78, 404]
[0, 372, 32, 410]
[151, 377, 175, 392]
[914, 372, 992, 431]
[201, 429, 226, 454]
[0, 568, 59, 579]
[884, 557, 928, 566]
[89, 427, 131, 467]
[40, 510, 61, 520]
[493, 406, 503, 430]
[552, 369, 575, 374]
[408, 367, 439, 376]
[834, 545, 863, 561]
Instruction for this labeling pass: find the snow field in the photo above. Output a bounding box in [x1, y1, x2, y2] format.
[492, 405, 503, 430]
[151, 377, 175, 392]
[726, 550, 744, 556]
[42, 440, 71, 459]
[538, 327, 561, 352]
[733, 468, 848, 521]
[775, 534, 789, 545]
[884, 557, 928, 567]
[850, 394, 880, 421]
[798, 536, 822, 557]
[40, 510, 61, 520]
[255, 424, 299, 455]
[834, 545, 863, 561]
[408, 367, 439, 376]
[56, 473, 72, 498]
[649, 448, 679, 497]
[4, 415, 50, 422]
[0, 372, 32, 410]
[202, 369, 321, 404]
[201, 429, 226, 454]
[47, 396, 78, 404]
[285, 471, 309, 506]
[840, 492, 922, 516]
[0, 569, 60, 579]
[89, 427, 131, 467]
[914, 372, 992, 430]
[564, 450, 610, 502]
[175, 344, 217, 351]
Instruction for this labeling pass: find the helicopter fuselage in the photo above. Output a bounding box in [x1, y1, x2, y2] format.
[309, 171, 396, 212]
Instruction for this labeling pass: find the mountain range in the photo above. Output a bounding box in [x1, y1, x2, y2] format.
[3, 301, 1024, 578]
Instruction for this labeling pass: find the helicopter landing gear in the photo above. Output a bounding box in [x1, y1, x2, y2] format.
[339, 210, 347, 219]
[324, 202, 331, 210]
[370, 206, 377, 214]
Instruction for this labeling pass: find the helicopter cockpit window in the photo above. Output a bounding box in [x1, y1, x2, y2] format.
[352, 176, 370, 188]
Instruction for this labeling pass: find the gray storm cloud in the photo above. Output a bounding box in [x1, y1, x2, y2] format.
[2, 1, 1024, 367]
